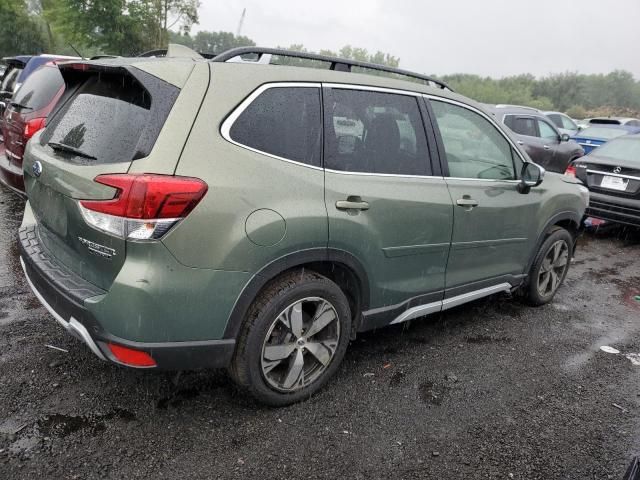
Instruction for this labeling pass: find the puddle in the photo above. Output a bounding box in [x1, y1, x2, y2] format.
[37, 409, 136, 438]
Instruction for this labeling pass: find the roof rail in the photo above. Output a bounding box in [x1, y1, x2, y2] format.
[211, 47, 453, 91]
[495, 104, 540, 112]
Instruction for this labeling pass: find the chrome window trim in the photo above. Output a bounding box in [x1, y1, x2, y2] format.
[423, 95, 529, 171]
[586, 169, 640, 181]
[323, 82, 422, 97]
[220, 82, 324, 172]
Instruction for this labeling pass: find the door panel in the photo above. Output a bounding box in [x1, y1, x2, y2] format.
[429, 99, 538, 293]
[323, 86, 453, 312]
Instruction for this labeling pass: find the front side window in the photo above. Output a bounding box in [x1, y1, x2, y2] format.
[537, 119, 559, 140]
[229, 86, 322, 167]
[323, 88, 430, 175]
[431, 100, 517, 180]
[504, 115, 537, 137]
[560, 114, 578, 130]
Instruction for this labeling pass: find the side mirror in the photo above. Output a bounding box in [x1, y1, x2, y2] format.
[518, 162, 545, 194]
[561, 133, 570, 142]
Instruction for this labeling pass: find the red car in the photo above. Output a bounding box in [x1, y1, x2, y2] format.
[0, 62, 65, 194]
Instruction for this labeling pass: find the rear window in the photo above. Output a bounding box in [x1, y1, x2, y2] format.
[592, 137, 640, 163]
[1, 67, 21, 93]
[11, 66, 63, 111]
[580, 127, 628, 140]
[41, 69, 177, 165]
[589, 118, 621, 125]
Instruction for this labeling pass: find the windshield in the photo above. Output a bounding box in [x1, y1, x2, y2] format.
[579, 127, 628, 140]
[11, 66, 63, 111]
[593, 137, 640, 163]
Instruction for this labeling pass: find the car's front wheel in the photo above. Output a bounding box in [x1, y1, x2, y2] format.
[229, 270, 351, 406]
[524, 228, 573, 306]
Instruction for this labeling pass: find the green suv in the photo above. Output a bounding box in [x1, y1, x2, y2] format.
[19, 47, 588, 405]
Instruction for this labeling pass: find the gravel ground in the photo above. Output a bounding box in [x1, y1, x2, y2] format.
[0, 185, 639, 480]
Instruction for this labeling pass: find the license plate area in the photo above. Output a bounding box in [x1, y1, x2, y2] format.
[601, 175, 629, 191]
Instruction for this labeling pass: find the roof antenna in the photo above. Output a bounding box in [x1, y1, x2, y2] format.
[68, 44, 85, 59]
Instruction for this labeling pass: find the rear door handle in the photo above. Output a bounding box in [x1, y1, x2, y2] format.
[336, 197, 370, 211]
[516, 140, 524, 146]
[456, 197, 479, 208]
[543, 145, 551, 150]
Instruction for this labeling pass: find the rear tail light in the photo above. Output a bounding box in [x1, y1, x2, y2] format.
[79, 174, 208, 240]
[107, 343, 156, 367]
[564, 165, 576, 177]
[24, 117, 46, 140]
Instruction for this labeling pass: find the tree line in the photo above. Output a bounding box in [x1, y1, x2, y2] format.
[1, 0, 638, 118]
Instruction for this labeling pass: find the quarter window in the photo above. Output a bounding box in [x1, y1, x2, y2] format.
[323, 88, 430, 175]
[431, 100, 517, 180]
[504, 115, 537, 137]
[229, 86, 322, 167]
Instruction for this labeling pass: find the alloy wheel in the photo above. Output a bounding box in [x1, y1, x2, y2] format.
[261, 297, 340, 392]
[537, 239, 569, 297]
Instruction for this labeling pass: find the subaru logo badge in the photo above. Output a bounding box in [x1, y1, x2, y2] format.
[613, 166, 622, 174]
[32, 161, 43, 177]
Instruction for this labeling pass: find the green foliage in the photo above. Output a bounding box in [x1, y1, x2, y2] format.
[441, 71, 640, 117]
[169, 30, 256, 55]
[0, 0, 46, 57]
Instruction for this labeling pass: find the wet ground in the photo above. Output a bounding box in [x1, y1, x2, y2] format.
[0, 185, 639, 480]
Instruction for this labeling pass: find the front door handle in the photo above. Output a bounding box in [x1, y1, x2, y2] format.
[456, 197, 479, 208]
[336, 196, 370, 211]
[543, 145, 551, 150]
[516, 140, 524, 146]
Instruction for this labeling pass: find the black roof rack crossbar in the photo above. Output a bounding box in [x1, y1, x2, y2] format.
[211, 47, 452, 91]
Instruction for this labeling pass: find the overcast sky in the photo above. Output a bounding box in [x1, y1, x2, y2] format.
[195, 0, 640, 78]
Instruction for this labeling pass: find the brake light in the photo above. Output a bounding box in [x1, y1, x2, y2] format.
[564, 165, 576, 177]
[107, 343, 156, 367]
[79, 174, 207, 240]
[24, 117, 46, 140]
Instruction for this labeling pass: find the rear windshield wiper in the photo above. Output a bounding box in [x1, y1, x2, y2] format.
[10, 101, 32, 110]
[47, 141, 97, 160]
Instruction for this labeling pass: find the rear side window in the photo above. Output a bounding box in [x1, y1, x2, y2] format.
[41, 69, 178, 165]
[11, 66, 63, 111]
[323, 88, 430, 175]
[228, 86, 322, 167]
[1, 67, 21, 93]
[504, 115, 537, 137]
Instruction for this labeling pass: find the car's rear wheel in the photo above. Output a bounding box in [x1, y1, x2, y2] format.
[524, 228, 573, 306]
[229, 270, 351, 406]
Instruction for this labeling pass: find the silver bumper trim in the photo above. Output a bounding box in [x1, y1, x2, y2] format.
[20, 257, 107, 361]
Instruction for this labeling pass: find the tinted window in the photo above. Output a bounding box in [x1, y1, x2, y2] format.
[537, 119, 558, 140]
[229, 87, 322, 167]
[504, 115, 537, 137]
[323, 88, 430, 175]
[547, 114, 563, 129]
[11, 66, 63, 111]
[41, 73, 153, 165]
[1, 67, 21, 93]
[432, 100, 516, 180]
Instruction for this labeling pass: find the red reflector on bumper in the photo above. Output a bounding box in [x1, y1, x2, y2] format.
[107, 343, 157, 367]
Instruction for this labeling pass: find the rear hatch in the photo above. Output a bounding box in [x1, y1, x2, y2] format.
[22, 62, 181, 290]
[3, 65, 64, 167]
[576, 156, 640, 200]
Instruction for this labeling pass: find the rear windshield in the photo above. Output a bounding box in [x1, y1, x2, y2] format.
[41, 72, 152, 165]
[1, 67, 22, 93]
[589, 118, 621, 125]
[11, 66, 63, 111]
[593, 137, 640, 163]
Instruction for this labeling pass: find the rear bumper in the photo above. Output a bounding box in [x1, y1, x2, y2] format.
[586, 193, 640, 227]
[0, 152, 25, 195]
[19, 225, 236, 370]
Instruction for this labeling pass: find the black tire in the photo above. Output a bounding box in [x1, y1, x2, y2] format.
[229, 270, 352, 407]
[524, 228, 574, 306]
